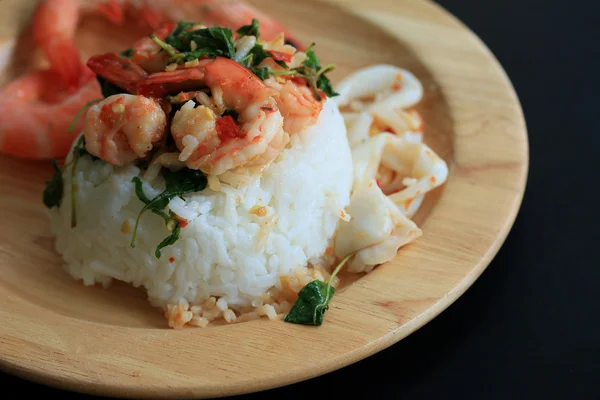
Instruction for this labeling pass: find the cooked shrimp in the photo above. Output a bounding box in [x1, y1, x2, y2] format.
[83, 94, 168, 166]
[0, 70, 101, 159]
[166, 57, 286, 175]
[264, 77, 323, 134]
[0, 0, 105, 160]
[86, 53, 148, 93]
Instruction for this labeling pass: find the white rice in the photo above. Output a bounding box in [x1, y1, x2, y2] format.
[49, 99, 353, 326]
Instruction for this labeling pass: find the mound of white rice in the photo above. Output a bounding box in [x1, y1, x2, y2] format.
[50, 99, 353, 327]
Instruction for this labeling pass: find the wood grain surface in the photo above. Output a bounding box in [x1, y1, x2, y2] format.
[0, 0, 528, 398]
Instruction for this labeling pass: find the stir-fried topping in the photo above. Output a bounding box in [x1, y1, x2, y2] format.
[131, 169, 207, 258]
[77, 19, 337, 175]
[91, 19, 337, 102]
[45, 20, 338, 258]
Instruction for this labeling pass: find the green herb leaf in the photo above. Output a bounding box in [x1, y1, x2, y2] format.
[165, 21, 197, 46]
[150, 34, 180, 58]
[120, 47, 134, 58]
[245, 44, 270, 67]
[132, 176, 152, 204]
[163, 168, 208, 194]
[250, 67, 270, 80]
[289, 45, 339, 100]
[130, 168, 207, 256]
[283, 252, 354, 326]
[165, 23, 236, 60]
[303, 45, 320, 70]
[42, 159, 63, 209]
[240, 43, 287, 71]
[316, 73, 339, 98]
[155, 223, 180, 258]
[131, 176, 171, 223]
[274, 59, 288, 68]
[283, 280, 334, 326]
[236, 18, 260, 39]
[70, 136, 85, 227]
[97, 75, 126, 98]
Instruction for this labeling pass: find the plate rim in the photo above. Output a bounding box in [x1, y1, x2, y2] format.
[0, 0, 529, 397]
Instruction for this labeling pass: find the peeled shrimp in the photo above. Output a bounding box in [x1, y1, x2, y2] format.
[264, 77, 323, 134]
[166, 57, 286, 175]
[0, 0, 104, 160]
[0, 0, 103, 160]
[83, 94, 168, 166]
[0, 70, 100, 159]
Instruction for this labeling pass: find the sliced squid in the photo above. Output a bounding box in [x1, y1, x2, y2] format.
[336, 133, 448, 272]
[351, 133, 448, 218]
[334, 64, 424, 111]
[334, 63, 448, 273]
[334, 180, 422, 273]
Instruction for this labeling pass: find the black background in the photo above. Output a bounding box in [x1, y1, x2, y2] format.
[2, 0, 599, 398]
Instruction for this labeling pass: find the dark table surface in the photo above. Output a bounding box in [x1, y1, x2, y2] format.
[2, 0, 598, 398]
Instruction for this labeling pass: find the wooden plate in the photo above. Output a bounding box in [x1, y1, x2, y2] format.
[0, 0, 528, 398]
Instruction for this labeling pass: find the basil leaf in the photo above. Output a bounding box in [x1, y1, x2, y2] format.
[251, 67, 269, 80]
[239, 44, 270, 69]
[131, 176, 173, 224]
[284, 252, 354, 326]
[247, 44, 270, 66]
[167, 26, 236, 59]
[274, 59, 288, 68]
[155, 223, 180, 258]
[120, 47, 134, 58]
[283, 280, 335, 326]
[130, 168, 207, 255]
[303, 47, 321, 71]
[165, 21, 197, 47]
[42, 159, 63, 209]
[132, 176, 152, 204]
[236, 18, 260, 39]
[317, 74, 339, 98]
[163, 168, 207, 193]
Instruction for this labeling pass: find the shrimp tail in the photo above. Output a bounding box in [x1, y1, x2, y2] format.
[136, 67, 208, 98]
[87, 53, 149, 94]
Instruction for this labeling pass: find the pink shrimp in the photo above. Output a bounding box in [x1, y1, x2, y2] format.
[0, 0, 102, 160]
[83, 93, 168, 166]
[265, 77, 324, 134]
[0, 70, 100, 160]
[86, 53, 149, 93]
